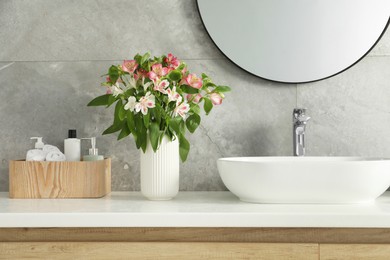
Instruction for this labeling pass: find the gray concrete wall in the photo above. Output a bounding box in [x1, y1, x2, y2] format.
[0, 0, 389, 191]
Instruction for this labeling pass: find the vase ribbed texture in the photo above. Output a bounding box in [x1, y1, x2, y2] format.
[140, 136, 179, 200]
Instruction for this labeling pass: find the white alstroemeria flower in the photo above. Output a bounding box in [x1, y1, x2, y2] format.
[124, 96, 137, 112]
[112, 83, 124, 97]
[142, 77, 153, 91]
[166, 86, 182, 105]
[174, 101, 190, 119]
[153, 79, 170, 94]
[135, 91, 155, 115]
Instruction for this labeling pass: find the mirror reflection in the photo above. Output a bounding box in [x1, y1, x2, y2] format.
[197, 0, 390, 83]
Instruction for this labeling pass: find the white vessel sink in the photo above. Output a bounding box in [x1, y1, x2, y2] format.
[217, 157, 390, 204]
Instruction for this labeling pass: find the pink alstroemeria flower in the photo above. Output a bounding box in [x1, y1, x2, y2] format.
[185, 73, 203, 89]
[134, 68, 147, 80]
[210, 92, 223, 105]
[164, 53, 180, 69]
[135, 92, 155, 115]
[105, 76, 123, 84]
[153, 79, 170, 94]
[147, 64, 169, 81]
[178, 67, 188, 85]
[122, 60, 138, 74]
[186, 94, 202, 104]
[166, 86, 182, 105]
[174, 101, 190, 118]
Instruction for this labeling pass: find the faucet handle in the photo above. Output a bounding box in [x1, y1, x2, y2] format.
[293, 108, 307, 115]
[293, 108, 310, 122]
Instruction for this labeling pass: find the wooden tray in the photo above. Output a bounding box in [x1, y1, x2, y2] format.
[9, 158, 111, 199]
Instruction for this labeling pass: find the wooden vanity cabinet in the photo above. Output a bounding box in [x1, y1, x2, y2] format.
[1, 228, 390, 259]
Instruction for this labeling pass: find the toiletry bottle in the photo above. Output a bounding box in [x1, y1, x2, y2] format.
[81, 137, 104, 161]
[30, 137, 44, 149]
[64, 129, 81, 161]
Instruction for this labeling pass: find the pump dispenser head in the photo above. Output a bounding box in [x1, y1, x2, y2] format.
[81, 137, 98, 156]
[30, 137, 44, 149]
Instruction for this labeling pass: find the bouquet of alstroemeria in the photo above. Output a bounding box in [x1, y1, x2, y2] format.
[88, 52, 230, 161]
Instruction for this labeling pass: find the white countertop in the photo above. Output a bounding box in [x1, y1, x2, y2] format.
[2, 191, 390, 228]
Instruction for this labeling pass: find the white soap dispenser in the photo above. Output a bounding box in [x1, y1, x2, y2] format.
[64, 129, 81, 161]
[81, 137, 104, 161]
[30, 137, 44, 149]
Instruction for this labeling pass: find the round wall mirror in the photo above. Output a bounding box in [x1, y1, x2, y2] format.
[197, 0, 390, 83]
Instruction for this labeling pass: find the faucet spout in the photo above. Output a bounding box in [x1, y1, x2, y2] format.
[293, 108, 310, 156]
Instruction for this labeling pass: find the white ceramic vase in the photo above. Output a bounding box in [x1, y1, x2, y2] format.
[140, 136, 179, 200]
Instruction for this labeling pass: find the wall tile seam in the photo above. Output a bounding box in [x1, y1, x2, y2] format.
[0, 62, 15, 72]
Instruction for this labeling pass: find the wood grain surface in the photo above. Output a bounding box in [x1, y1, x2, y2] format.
[320, 244, 390, 260]
[0, 242, 318, 260]
[2, 228, 390, 259]
[9, 159, 111, 198]
[1, 227, 390, 244]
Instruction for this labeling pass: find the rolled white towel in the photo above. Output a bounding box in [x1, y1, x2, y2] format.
[26, 149, 46, 161]
[46, 151, 66, 162]
[42, 144, 60, 156]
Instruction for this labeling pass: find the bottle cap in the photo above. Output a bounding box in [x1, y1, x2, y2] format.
[68, 129, 77, 138]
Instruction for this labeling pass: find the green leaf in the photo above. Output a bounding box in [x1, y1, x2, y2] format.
[127, 111, 136, 133]
[134, 113, 143, 132]
[108, 65, 119, 83]
[165, 129, 173, 141]
[134, 54, 142, 64]
[118, 103, 126, 121]
[114, 100, 123, 124]
[167, 70, 182, 81]
[102, 121, 124, 135]
[186, 114, 201, 133]
[149, 122, 160, 152]
[215, 85, 231, 92]
[135, 114, 147, 152]
[169, 116, 182, 134]
[190, 103, 200, 114]
[141, 52, 151, 65]
[107, 95, 116, 107]
[201, 73, 209, 80]
[177, 63, 186, 71]
[179, 134, 190, 162]
[87, 94, 111, 106]
[204, 81, 216, 88]
[124, 88, 136, 97]
[154, 56, 163, 64]
[181, 85, 199, 94]
[204, 98, 213, 115]
[151, 106, 161, 125]
[140, 130, 147, 152]
[118, 123, 131, 140]
[143, 112, 150, 128]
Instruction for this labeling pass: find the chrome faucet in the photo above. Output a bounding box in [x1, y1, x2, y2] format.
[293, 108, 310, 156]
